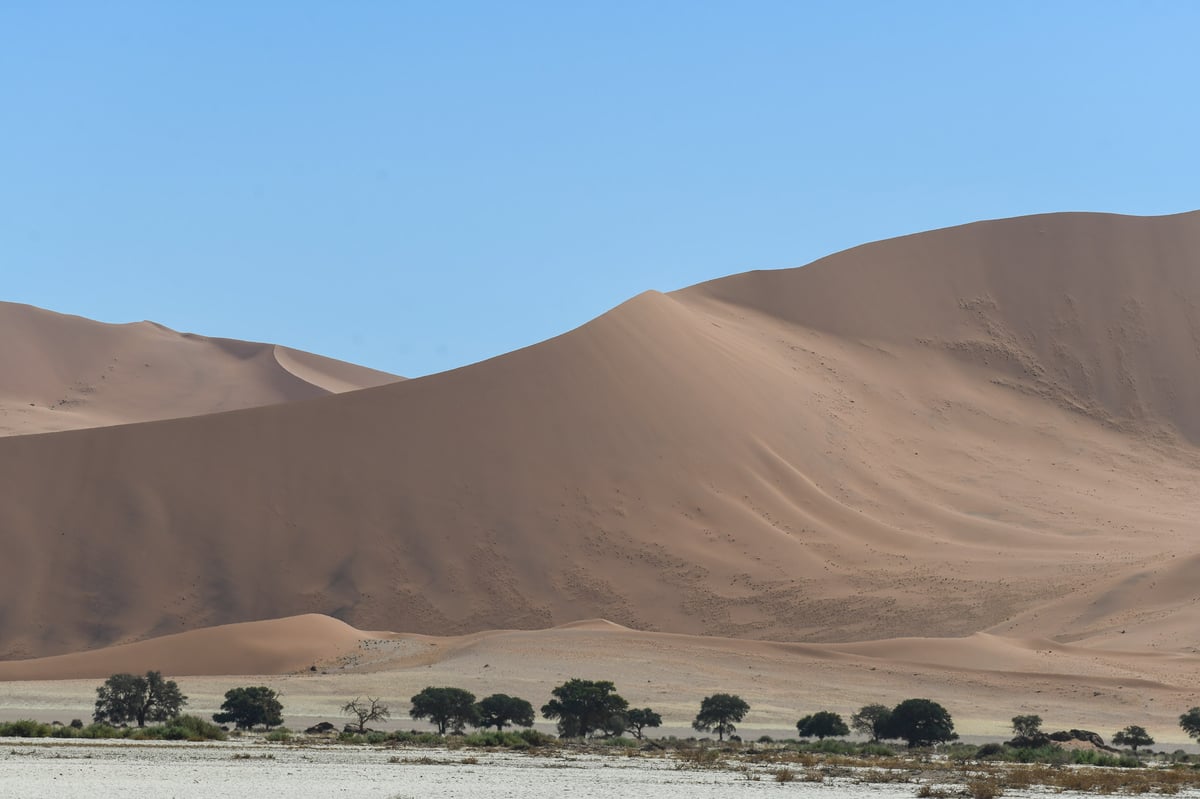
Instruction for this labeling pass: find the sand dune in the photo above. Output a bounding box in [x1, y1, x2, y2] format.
[0, 302, 400, 435]
[0, 614, 376, 680]
[1, 211, 1199, 667]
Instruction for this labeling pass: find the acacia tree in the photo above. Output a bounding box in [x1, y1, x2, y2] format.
[883, 699, 957, 748]
[540, 679, 628, 738]
[473, 694, 535, 731]
[94, 671, 187, 727]
[850, 704, 892, 742]
[1113, 725, 1154, 752]
[797, 711, 850, 739]
[692, 694, 749, 742]
[1180, 708, 1200, 742]
[1009, 713, 1049, 746]
[626, 708, 662, 740]
[1011, 714, 1043, 738]
[410, 687, 478, 734]
[212, 686, 284, 730]
[342, 696, 390, 733]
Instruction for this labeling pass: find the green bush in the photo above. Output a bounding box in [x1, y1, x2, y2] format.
[1011, 745, 1068, 764]
[518, 728, 555, 747]
[975, 742, 1007, 759]
[858, 742, 897, 756]
[78, 723, 120, 739]
[0, 719, 55, 737]
[804, 738, 858, 755]
[264, 727, 293, 743]
[463, 731, 529, 748]
[386, 730, 444, 745]
[160, 714, 226, 741]
[602, 736, 639, 748]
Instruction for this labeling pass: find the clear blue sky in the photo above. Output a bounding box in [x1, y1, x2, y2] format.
[3, 2, 1197, 377]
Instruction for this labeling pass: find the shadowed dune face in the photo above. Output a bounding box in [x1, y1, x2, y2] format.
[1, 212, 1199, 662]
[0, 302, 401, 435]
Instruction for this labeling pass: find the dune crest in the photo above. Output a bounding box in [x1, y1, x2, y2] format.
[0, 302, 401, 436]
[0, 614, 376, 680]
[1, 212, 1199, 663]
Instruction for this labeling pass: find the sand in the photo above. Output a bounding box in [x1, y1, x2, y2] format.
[0, 301, 400, 436]
[2, 615, 1198, 745]
[2, 210, 1200, 740]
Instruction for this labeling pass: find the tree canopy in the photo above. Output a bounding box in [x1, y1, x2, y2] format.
[850, 704, 892, 742]
[212, 686, 283, 730]
[410, 687, 478, 735]
[540, 679, 629, 738]
[1011, 714, 1043, 738]
[797, 710, 849, 739]
[474, 694, 535, 731]
[882, 698, 957, 747]
[1180, 708, 1200, 742]
[1112, 725, 1154, 752]
[93, 671, 187, 728]
[626, 708, 662, 740]
[692, 693, 749, 741]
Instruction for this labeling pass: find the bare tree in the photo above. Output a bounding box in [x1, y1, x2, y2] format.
[342, 696, 390, 733]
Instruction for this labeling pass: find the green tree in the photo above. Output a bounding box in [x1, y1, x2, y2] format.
[540, 679, 629, 738]
[342, 696, 390, 733]
[212, 686, 284, 730]
[1180, 708, 1200, 742]
[93, 671, 187, 728]
[1011, 714, 1043, 738]
[883, 699, 957, 748]
[1112, 725, 1154, 752]
[473, 694, 535, 731]
[692, 693, 750, 742]
[626, 708, 662, 740]
[850, 704, 892, 742]
[797, 710, 850, 739]
[1009, 713, 1050, 746]
[410, 687, 478, 735]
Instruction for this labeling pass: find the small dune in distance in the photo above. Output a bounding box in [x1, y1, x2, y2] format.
[3, 210, 1199, 739]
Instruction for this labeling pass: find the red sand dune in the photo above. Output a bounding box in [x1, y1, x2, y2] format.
[0, 301, 400, 436]
[0, 614, 373, 680]
[1, 211, 1199, 670]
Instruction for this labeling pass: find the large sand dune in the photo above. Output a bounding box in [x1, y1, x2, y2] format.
[1, 211, 1199, 668]
[0, 302, 400, 435]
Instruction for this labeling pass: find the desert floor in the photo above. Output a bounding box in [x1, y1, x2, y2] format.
[2, 623, 1198, 748]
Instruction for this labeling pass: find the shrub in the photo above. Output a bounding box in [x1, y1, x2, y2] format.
[601, 736, 638, 748]
[265, 728, 293, 743]
[965, 777, 1003, 799]
[0, 719, 53, 737]
[976, 742, 1007, 759]
[518, 728, 555, 747]
[162, 714, 227, 741]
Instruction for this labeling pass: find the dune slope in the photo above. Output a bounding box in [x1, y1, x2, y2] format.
[0, 302, 401, 435]
[1, 211, 1199, 662]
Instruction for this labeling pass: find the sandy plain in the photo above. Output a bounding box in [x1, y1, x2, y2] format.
[2, 617, 1198, 747]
